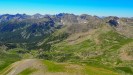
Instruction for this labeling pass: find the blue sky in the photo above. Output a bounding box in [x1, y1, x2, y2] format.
[0, 0, 133, 17]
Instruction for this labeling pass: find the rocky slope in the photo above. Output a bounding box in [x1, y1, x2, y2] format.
[0, 13, 133, 75]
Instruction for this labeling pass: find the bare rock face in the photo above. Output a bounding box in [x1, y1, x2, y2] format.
[108, 17, 119, 27]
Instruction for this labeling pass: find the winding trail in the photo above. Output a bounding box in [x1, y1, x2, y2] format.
[2, 59, 45, 75]
[0, 59, 119, 75]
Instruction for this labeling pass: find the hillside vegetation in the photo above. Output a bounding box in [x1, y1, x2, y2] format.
[0, 59, 119, 75]
[0, 14, 133, 75]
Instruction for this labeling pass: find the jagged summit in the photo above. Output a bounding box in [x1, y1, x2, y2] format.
[0, 13, 132, 43]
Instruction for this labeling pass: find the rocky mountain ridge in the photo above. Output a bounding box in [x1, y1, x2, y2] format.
[0, 13, 133, 75]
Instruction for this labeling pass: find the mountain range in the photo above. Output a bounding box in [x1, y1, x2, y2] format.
[0, 13, 133, 75]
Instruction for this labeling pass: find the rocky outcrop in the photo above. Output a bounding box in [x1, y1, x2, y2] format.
[108, 17, 119, 27]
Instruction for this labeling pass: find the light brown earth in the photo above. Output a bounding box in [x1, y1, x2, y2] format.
[1, 59, 45, 75]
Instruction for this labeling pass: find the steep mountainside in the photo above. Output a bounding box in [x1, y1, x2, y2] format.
[0, 13, 133, 75]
